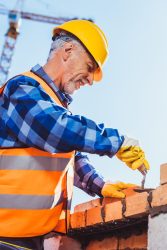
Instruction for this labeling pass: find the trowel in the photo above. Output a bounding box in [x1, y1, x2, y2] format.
[133, 164, 151, 193]
[138, 164, 147, 189]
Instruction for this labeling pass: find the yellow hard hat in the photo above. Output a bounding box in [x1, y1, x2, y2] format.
[53, 19, 109, 81]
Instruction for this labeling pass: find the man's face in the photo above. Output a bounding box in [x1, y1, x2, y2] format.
[60, 44, 98, 95]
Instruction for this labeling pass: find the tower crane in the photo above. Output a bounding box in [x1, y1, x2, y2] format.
[0, 0, 90, 86]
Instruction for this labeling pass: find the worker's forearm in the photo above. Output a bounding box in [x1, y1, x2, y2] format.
[74, 152, 105, 196]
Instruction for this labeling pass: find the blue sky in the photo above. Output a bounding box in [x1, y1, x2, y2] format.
[0, 0, 167, 209]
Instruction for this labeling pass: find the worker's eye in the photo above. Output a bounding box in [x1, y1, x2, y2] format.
[87, 64, 94, 73]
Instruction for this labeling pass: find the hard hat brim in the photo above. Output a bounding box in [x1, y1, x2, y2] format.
[94, 67, 102, 82]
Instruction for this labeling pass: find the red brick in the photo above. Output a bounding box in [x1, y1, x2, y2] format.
[86, 237, 118, 250]
[151, 183, 167, 207]
[125, 192, 149, 218]
[86, 206, 103, 226]
[74, 198, 101, 212]
[119, 232, 147, 249]
[123, 187, 140, 197]
[70, 211, 85, 228]
[105, 200, 123, 222]
[102, 197, 119, 205]
[160, 163, 167, 185]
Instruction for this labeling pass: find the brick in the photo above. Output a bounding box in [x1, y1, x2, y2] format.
[119, 232, 147, 249]
[160, 163, 167, 185]
[105, 200, 123, 222]
[74, 197, 122, 213]
[74, 198, 101, 212]
[102, 197, 120, 205]
[125, 192, 149, 218]
[70, 211, 85, 228]
[123, 187, 140, 197]
[151, 183, 167, 207]
[86, 206, 103, 226]
[86, 236, 118, 250]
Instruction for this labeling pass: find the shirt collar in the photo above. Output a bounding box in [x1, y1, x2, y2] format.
[30, 64, 73, 106]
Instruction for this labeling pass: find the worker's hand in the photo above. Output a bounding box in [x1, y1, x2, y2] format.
[116, 136, 150, 171]
[101, 181, 136, 198]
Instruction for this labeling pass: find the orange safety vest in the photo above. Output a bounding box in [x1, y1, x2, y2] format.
[0, 72, 75, 237]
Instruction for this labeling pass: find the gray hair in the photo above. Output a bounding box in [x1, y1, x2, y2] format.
[47, 31, 85, 61]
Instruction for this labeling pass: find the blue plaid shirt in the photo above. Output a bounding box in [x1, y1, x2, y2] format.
[0, 64, 124, 196]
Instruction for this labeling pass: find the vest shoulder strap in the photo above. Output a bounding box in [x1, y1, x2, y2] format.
[22, 71, 63, 107]
[0, 85, 5, 95]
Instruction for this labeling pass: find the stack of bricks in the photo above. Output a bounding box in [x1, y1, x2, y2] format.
[72, 187, 149, 224]
[45, 163, 167, 250]
[67, 188, 149, 250]
[59, 163, 167, 250]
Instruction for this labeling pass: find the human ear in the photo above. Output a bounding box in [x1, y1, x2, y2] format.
[62, 42, 74, 61]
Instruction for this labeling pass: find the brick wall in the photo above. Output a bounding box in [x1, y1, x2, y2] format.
[67, 188, 149, 250]
[44, 163, 167, 250]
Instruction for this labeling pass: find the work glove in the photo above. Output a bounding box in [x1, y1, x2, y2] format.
[101, 181, 136, 198]
[116, 136, 150, 171]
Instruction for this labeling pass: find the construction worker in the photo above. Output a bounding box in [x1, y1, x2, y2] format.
[0, 20, 149, 250]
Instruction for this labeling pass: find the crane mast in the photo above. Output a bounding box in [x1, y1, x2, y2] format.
[0, 0, 78, 86]
[0, 10, 21, 85]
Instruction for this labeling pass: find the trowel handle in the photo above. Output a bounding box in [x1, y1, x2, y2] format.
[138, 164, 147, 176]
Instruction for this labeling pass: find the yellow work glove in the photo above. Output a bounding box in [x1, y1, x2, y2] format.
[116, 136, 150, 171]
[101, 182, 136, 198]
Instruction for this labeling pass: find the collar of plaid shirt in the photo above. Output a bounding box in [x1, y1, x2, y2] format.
[31, 64, 73, 107]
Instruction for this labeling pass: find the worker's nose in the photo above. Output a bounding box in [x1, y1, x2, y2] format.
[86, 73, 94, 86]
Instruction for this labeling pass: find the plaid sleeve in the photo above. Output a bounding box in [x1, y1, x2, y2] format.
[3, 76, 124, 156]
[74, 152, 105, 196]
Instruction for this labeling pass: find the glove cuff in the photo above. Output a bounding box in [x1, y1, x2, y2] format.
[121, 135, 139, 148]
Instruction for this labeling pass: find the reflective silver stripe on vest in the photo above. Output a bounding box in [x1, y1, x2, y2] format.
[0, 192, 65, 209]
[0, 156, 70, 171]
